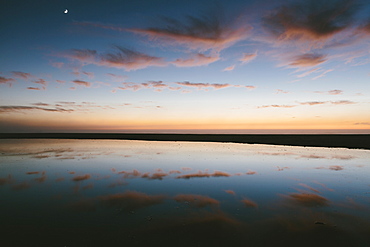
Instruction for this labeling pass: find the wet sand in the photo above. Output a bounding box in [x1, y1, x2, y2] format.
[1, 133, 369, 150]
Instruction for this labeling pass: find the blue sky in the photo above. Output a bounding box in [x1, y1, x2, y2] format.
[1, 0, 370, 133]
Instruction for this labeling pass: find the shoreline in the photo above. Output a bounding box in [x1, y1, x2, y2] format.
[0, 133, 369, 150]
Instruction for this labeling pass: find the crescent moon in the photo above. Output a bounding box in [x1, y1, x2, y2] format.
[64, 9, 68, 14]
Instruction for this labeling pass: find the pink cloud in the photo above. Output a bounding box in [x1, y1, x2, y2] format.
[314, 89, 343, 95]
[239, 52, 257, 64]
[176, 81, 232, 90]
[72, 79, 91, 87]
[172, 53, 220, 67]
[223, 65, 235, 71]
[257, 104, 296, 108]
[289, 53, 327, 67]
[33, 79, 47, 86]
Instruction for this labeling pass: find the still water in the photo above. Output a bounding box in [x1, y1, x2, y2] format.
[1, 139, 369, 247]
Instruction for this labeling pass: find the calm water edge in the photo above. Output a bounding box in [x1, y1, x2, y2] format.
[1, 139, 369, 247]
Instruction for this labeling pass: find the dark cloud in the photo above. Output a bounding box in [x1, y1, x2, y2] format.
[263, 0, 360, 41]
[127, 10, 250, 51]
[0, 105, 74, 113]
[173, 194, 219, 208]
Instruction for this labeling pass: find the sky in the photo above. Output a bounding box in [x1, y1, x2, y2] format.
[1, 0, 370, 133]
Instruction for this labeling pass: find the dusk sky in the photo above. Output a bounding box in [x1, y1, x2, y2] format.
[1, 0, 370, 133]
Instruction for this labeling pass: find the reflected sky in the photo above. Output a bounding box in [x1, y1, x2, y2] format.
[0, 139, 369, 246]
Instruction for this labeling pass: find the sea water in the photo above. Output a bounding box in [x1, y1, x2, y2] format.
[0, 139, 369, 246]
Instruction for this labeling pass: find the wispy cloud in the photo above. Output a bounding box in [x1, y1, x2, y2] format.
[354, 122, 370, 125]
[127, 11, 250, 51]
[314, 90, 343, 95]
[64, 47, 166, 71]
[72, 79, 91, 87]
[299, 100, 354, 105]
[223, 65, 235, 71]
[33, 78, 47, 86]
[239, 52, 257, 64]
[176, 81, 233, 90]
[172, 53, 220, 67]
[257, 104, 296, 108]
[0, 76, 15, 85]
[0, 105, 74, 113]
[289, 53, 327, 67]
[11, 71, 33, 80]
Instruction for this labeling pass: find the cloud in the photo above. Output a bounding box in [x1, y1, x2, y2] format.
[107, 73, 127, 82]
[173, 194, 219, 208]
[257, 104, 296, 108]
[354, 122, 370, 125]
[172, 53, 220, 67]
[72, 79, 91, 87]
[99, 191, 166, 211]
[246, 170, 257, 175]
[27, 87, 43, 90]
[275, 89, 289, 94]
[65, 47, 166, 71]
[127, 11, 250, 51]
[263, 0, 359, 41]
[223, 65, 235, 71]
[330, 100, 354, 105]
[299, 101, 326, 106]
[72, 174, 91, 181]
[33, 79, 47, 86]
[176, 81, 232, 90]
[0, 76, 15, 84]
[314, 90, 343, 95]
[11, 71, 32, 80]
[295, 67, 321, 78]
[312, 69, 334, 80]
[289, 53, 327, 67]
[239, 52, 257, 64]
[0, 105, 74, 113]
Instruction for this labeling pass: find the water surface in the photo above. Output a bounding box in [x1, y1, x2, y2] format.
[1, 139, 369, 247]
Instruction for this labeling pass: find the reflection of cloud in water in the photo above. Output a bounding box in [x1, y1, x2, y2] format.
[241, 198, 258, 208]
[142, 172, 168, 180]
[11, 182, 31, 191]
[169, 170, 181, 174]
[224, 190, 236, 195]
[312, 181, 334, 192]
[181, 167, 192, 171]
[298, 183, 320, 193]
[118, 169, 141, 178]
[246, 170, 257, 175]
[68, 198, 96, 212]
[329, 165, 344, 171]
[174, 194, 219, 208]
[176, 171, 231, 179]
[26, 171, 40, 175]
[283, 193, 329, 207]
[55, 177, 65, 182]
[72, 174, 91, 181]
[277, 166, 289, 171]
[100, 191, 166, 211]
[35, 175, 47, 183]
[0, 174, 14, 185]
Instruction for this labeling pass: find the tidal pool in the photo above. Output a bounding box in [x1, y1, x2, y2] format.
[0, 139, 369, 247]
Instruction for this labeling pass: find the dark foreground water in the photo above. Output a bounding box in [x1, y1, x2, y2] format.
[0, 139, 369, 247]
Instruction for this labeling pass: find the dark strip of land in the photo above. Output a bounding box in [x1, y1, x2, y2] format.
[1, 133, 369, 150]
